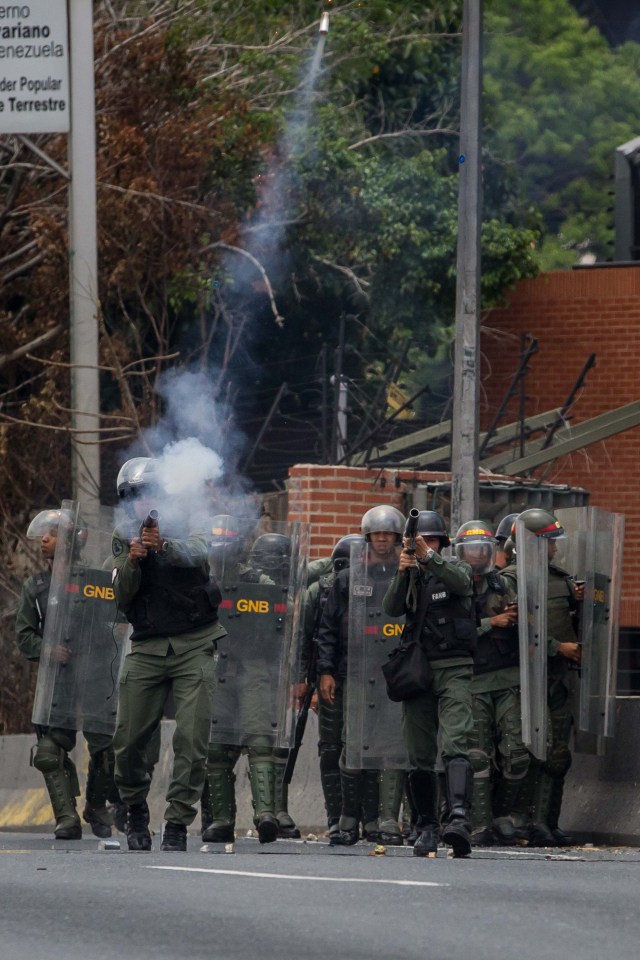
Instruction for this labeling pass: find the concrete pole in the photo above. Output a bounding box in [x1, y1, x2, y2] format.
[450, 0, 483, 535]
[68, 0, 100, 511]
[336, 377, 348, 462]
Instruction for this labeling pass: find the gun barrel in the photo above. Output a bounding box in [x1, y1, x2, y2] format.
[405, 508, 420, 539]
[142, 510, 159, 528]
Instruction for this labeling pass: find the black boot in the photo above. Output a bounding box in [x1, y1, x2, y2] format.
[109, 801, 129, 835]
[441, 758, 473, 858]
[327, 819, 341, 846]
[335, 767, 362, 845]
[127, 801, 152, 852]
[408, 769, 439, 858]
[84, 749, 115, 838]
[202, 824, 235, 843]
[161, 821, 187, 852]
[257, 814, 279, 845]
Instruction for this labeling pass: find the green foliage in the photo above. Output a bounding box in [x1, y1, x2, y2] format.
[484, 0, 640, 267]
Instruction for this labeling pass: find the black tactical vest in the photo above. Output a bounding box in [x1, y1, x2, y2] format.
[473, 577, 519, 676]
[414, 569, 477, 660]
[125, 554, 221, 641]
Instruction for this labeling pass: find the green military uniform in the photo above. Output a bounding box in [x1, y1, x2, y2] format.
[383, 549, 476, 856]
[16, 571, 115, 839]
[112, 529, 222, 831]
[383, 553, 475, 767]
[469, 572, 528, 845]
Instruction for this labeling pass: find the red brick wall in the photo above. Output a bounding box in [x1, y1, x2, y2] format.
[287, 465, 406, 561]
[480, 266, 640, 624]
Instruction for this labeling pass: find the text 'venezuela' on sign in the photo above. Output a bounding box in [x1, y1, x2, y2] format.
[0, 1, 69, 134]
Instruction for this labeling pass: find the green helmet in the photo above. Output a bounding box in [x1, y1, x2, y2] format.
[514, 508, 565, 540]
[453, 520, 497, 574]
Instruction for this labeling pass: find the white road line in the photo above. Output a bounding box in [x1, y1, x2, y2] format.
[146, 866, 447, 887]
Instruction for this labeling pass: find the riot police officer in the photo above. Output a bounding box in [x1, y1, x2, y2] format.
[15, 510, 116, 840]
[383, 510, 476, 858]
[318, 506, 407, 846]
[296, 534, 364, 842]
[250, 532, 302, 840]
[203, 516, 287, 845]
[111, 458, 223, 852]
[457, 520, 527, 846]
[502, 508, 583, 847]
[495, 513, 518, 570]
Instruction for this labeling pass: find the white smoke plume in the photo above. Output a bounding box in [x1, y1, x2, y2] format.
[115, 368, 261, 538]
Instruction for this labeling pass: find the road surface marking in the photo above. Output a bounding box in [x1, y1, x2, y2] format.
[147, 865, 447, 887]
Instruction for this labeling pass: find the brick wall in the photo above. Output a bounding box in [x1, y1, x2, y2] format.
[480, 265, 640, 625]
[287, 464, 406, 561]
[285, 267, 639, 629]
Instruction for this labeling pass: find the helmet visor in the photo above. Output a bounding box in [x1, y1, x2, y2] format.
[26, 510, 60, 539]
[454, 540, 496, 575]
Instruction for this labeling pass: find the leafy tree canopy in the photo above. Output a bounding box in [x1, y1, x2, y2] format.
[484, 0, 640, 268]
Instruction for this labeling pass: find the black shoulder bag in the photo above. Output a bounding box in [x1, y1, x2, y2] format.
[382, 632, 432, 702]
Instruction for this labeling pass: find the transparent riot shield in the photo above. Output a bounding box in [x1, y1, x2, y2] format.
[516, 519, 548, 761]
[32, 501, 126, 736]
[208, 517, 308, 748]
[345, 542, 409, 770]
[579, 508, 624, 740]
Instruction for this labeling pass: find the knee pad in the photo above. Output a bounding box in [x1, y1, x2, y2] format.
[468, 747, 491, 779]
[32, 737, 64, 774]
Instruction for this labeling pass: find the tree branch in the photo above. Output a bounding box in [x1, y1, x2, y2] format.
[204, 241, 285, 327]
[0, 325, 63, 370]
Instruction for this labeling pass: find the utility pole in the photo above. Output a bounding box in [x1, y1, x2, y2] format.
[68, 1, 101, 512]
[450, 0, 483, 534]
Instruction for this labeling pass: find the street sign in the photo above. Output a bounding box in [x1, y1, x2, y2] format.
[0, 1, 69, 133]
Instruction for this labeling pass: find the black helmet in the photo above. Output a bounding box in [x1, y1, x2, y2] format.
[331, 534, 366, 573]
[514, 508, 565, 541]
[503, 537, 515, 562]
[117, 457, 158, 500]
[495, 513, 519, 544]
[249, 533, 291, 575]
[453, 520, 497, 574]
[360, 505, 405, 541]
[415, 510, 450, 547]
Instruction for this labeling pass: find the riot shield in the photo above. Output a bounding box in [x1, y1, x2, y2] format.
[32, 501, 126, 736]
[208, 517, 308, 748]
[578, 508, 624, 740]
[345, 542, 409, 770]
[516, 519, 548, 761]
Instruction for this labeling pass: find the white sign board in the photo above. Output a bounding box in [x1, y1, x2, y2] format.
[0, 1, 69, 134]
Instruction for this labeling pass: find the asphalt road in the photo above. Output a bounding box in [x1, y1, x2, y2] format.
[1, 832, 639, 960]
